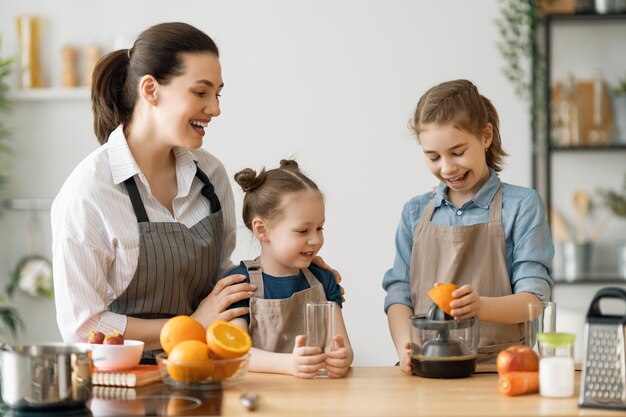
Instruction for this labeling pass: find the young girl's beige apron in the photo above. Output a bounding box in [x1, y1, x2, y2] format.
[409, 185, 523, 362]
[242, 259, 328, 353]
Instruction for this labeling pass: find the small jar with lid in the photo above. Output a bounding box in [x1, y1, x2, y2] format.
[536, 332, 576, 398]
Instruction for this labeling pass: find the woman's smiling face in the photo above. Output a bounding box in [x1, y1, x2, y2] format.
[419, 122, 492, 204]
[153, 52, 223, 149]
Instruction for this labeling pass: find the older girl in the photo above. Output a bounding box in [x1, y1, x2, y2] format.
[383, 79, 554, 373]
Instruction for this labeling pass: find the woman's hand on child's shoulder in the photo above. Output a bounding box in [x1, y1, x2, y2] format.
[191, 274, 255, 327]
[325, 335, 353, 378]
[290, 335, 327, 379]
[449, 284, 481, 320]
[311, 256, 345, 302]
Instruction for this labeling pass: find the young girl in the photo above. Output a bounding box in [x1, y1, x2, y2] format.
[227, 159, 353, 378]
[383, 79, 554, 373]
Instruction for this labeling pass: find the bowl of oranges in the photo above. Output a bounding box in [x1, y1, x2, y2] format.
[156, 317, 252, 390]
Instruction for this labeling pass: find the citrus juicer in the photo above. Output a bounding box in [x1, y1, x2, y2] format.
[418, 303, 471, 358]
[410, 302, 479, 378]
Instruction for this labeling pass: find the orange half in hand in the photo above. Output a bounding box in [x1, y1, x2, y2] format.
[206, 320, 252, 359]
[427, 283, 458, 316]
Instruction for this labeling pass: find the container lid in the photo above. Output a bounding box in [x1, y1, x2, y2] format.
[536, 332, 575, 346]
[410, 315, 476, 331]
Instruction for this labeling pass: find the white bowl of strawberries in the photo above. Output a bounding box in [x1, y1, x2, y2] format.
[85, 330, 144, 371]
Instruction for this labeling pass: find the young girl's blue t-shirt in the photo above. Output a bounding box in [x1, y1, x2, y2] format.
[226, 263, 343, 323]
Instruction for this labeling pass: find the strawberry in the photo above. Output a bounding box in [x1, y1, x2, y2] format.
[88, 329, 105, 344]
[103, 330, 124, 345]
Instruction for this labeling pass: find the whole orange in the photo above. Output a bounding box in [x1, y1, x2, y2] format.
[166, 340, 214, 382]
[160, 315, 206, 354]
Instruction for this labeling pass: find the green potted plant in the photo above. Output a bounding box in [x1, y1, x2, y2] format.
[597, 173, 626, 278]
[495, 0, 545, 138]
[612, 74, 626, 143]
[597, 173, 626, 218]
[0, 295, 24, 338]
[495, 0, 540, 103]
[0, 36, 24, 339]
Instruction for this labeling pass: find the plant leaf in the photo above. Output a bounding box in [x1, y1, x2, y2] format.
[0, 306, 24, 337]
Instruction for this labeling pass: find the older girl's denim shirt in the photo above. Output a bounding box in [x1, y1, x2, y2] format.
[383, 169, 554, 312]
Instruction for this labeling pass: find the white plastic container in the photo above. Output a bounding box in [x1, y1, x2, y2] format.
[537, 332, 576, 398]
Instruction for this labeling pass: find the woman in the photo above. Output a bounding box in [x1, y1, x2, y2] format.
[51, 22, 339, 360]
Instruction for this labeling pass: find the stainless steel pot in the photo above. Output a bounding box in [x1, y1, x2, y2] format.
[1, 343, 92, 410]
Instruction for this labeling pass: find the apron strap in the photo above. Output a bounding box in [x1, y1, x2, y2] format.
[301, 267, 323, 290]
[123, 177, 149, 223]
[195, 167, 222, 213]
[417, 196, 436, 227]
[241, 260, 323, 299]
[488, 185, 503, 223]
[242, 259, 265, 298]
[122, 166, 223, 223]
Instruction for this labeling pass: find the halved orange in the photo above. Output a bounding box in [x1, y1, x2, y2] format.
[427, 283, 458, 316]
[160, 315, 206, 354]
[206, 320, 252, 359]
[166, 340, 214, 382]
[209, 350, 242, 381]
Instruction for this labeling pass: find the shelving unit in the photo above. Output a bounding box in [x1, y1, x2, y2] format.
[7, 87, 90, 102]
[553, 269, 626, 284]
[550, 143, 626, 152]
[0, 198, 53, 211]
[2, 89, 88, 215]
[533, 12, 626, 213]
[554, 278, 626, 285]
[532, 12, 626, 283]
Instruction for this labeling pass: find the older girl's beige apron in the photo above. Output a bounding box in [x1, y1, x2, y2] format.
[409, 185, 523, 362]
[242, 259, 327, 353]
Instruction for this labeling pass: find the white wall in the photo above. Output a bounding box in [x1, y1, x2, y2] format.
[0, 0, 623, 366]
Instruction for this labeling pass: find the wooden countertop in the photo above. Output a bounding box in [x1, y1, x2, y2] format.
[219, 366, 620, 416]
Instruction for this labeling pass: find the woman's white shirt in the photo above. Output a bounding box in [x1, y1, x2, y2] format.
[51, 125, 236, 342]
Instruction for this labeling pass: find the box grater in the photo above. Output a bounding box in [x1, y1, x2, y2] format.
[579, 287, 626, 410]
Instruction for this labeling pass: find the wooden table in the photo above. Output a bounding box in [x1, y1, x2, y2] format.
[219, 367, 622, 416]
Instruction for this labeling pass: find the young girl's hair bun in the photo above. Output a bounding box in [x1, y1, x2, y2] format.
[237, 158, 321, 231]
[234, 167, 267, 192]
[279, 159, 300, 171]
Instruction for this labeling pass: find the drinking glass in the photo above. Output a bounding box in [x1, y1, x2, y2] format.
[305, 301, 333, 379]
[524, 301, 556, 352]
[537, 332, 576, 398]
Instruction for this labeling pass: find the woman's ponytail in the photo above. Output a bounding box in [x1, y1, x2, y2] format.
[91, 50, 135, 144]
